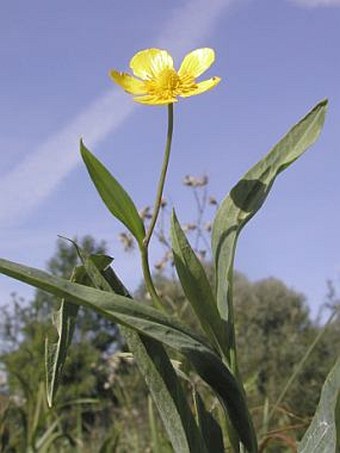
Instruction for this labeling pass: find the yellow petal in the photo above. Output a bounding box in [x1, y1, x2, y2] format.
[179, 76, 221, 98]
[130, 48, 174, 80]
[109, 70, 147, 95]
[178, 48, 215, 78]
[133, 94, 178, 105]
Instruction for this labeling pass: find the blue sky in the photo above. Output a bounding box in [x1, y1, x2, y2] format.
[1, 0, 340, 317]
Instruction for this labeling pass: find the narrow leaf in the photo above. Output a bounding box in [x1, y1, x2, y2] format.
[148, 396, 162, 453]
[35, 418, 62, 451]
[0, 257, 257, 452]
[171, 210, 227, 354]
[45, 266, 86, 407]
[126, 330, 206, 453]
[298, 357, 340, 452]
[84, 255, 208, 453]
[45, 254, 112, 408]
[80, 140, 145, 245]
[194, 390, 224, 453]
[212, 100, 328, 324]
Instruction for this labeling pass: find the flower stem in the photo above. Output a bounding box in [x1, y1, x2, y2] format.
[144, 103, 174, 248]
[140, 247, 164, 310]
[140, 104, 174, 309]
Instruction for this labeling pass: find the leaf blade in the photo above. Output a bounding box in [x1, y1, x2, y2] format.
[45, 255, 117, 408]
[80, 140, 145, 245]
[171, 210, 227, 354]
[0, 257, 257, 452]
[45, 276, 81, 407]
[298, 357, 340, 453]
[212, 100, 328, 324]
[84, 255, 209, 453]
[194, 390, 225, 453]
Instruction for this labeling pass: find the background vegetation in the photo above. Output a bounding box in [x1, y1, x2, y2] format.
[0, 230, 338, 452]
[1, 175, 339, 452]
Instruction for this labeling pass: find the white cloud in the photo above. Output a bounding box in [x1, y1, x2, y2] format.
[0, 0, 235, 228]
[289, 0, 340, 7]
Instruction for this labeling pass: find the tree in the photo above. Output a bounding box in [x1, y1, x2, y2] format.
[233, 272, 339, 442]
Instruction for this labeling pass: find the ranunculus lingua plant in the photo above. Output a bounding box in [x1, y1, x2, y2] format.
[1, 48, 337, 453]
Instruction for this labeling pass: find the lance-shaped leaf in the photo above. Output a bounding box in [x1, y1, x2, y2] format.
[45, 254, 116, 408]
[212, 100, 328, 326]
[45, 266, 85, 407]
[298, 357, 340, 453]
[83, 255, 209, 453]
[0, 258, 257, 452]
[46, 251, 208, 452]
[171, 210, 227, 355]
[194, 390, 224, 453]
[80, 140, 145, 246]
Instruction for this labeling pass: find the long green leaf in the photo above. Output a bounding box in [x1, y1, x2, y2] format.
[80, 140, 145, 245]
[45, 266, 86, 407]
[0, 257, 257, 452]
[212, 99, 327, 325]
[45, 254, 118, 408]
[298, 357, 340, 453]
[35, 418, 63, 451]
[171, 210, 227, 355]
[84, 254, 208, 453]
[194, 391, 224, 452]
[148, 396, 162, 453]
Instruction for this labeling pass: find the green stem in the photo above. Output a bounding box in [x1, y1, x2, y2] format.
[141, 247, 164, 310]
[267, 307, 338, 424]
[140, 104, 174, 310]
[144, 103, 174, 248]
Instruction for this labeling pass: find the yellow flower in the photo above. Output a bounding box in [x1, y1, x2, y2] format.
[109, 48, 221, 105]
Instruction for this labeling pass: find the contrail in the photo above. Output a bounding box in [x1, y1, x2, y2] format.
[289, 0, 340, 6]
[0, 0, 235, 227]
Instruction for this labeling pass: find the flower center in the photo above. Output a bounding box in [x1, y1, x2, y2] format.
[146, 68, 180, 100]
[157, 68, 180, 91]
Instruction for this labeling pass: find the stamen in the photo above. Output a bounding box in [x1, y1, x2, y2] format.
[145, 68, 180, 100]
